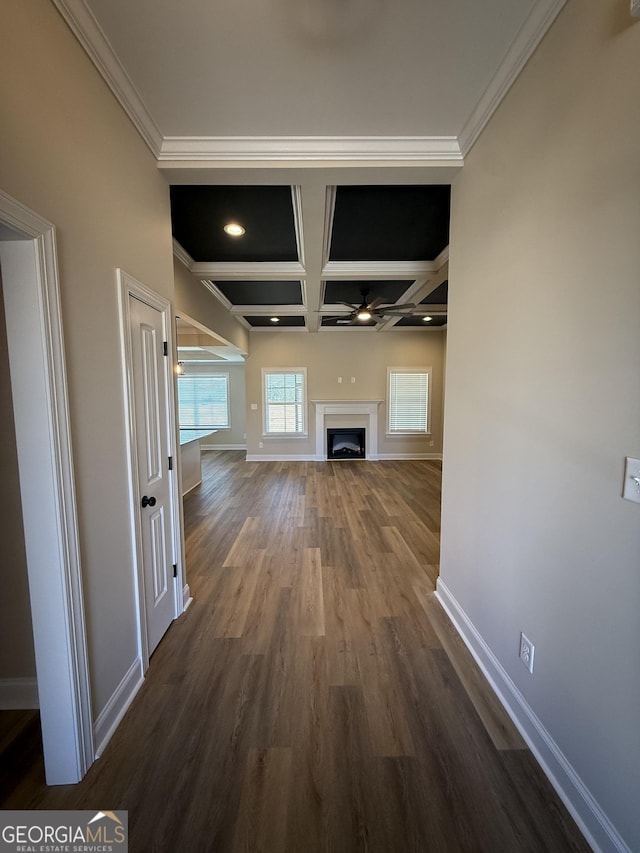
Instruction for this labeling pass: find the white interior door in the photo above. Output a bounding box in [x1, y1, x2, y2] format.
[129, 294, 176, 655]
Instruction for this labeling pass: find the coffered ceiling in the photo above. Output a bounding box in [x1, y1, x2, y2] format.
[52, 0, 566, 336]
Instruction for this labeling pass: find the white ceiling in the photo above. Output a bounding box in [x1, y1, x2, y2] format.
[80, 0, 533, 139]
[56, 0, 565, 160]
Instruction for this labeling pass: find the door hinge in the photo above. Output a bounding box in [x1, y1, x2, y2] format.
[173, 564, 178, 578]
[168, 455, 173, 470]
[163, 341, 168, 357]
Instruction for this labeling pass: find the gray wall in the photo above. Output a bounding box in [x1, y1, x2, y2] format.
[440, 1, 640, 849]
[0, 0, 176, 717]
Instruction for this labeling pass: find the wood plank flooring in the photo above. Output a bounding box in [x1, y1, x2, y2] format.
[1, 452, 590, 852]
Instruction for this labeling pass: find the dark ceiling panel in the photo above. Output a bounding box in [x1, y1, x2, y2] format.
[395, 315, 448, 327]
[214, 280, 303, 305]
[421, 280, 448, 304]
[170, 186, 298, 262]
[244, 315, 306, 327]
[324, 280, 410, 306]
[329, 185, 450, 262]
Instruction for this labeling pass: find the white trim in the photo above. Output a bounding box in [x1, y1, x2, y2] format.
[246, 453, 317, 462]
[377, 453, 442, 461]
[0, 678, 39, 710]
[322, 260, 437, 280]
[192, 261, 306, 279]
[312, 400, 382, 460]
[93, 657, 144, 758]
[458, 0, 567, 156]
[201, 279, 233, 310]
[230, 304, 304, 316]
[322, 187, 337, 268]
[291, 186, 305, 268]
[0, 190, 94, 784]
[251, 325, 309, 333]
[50, 0, 163, 155]
[183, 586, 193, 611]
[158, 136, 463, 163]
[172, 239, 194, 270]
[435, 579, 631, 853]
[117, 270, 185, 673]
[200, 443, 247, 451]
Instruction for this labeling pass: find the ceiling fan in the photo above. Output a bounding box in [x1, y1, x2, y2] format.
[324, 288, 416, 325]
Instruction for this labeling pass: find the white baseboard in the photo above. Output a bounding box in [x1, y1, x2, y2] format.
[200, 443, 246, 451]
[183, 583, 193, 612]
[435, 578, 631, 853]
[245, 453, 442, 462]
[377, 452, 443, 461]
[0, 677, 39, 709]
[245, 453, 317, 462]
[93, 656, 144, 759]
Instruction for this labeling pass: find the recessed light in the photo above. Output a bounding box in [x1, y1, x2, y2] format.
[422, 315, 433, 322]
[223, 222, 245, 237]
[270, 317, 280, 323]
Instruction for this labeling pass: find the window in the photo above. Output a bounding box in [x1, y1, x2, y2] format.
[263, 368, 307, 435]
[178, 372, 229, 429]
[387, 367, 431, 434]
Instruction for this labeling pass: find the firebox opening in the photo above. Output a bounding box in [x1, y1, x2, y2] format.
[327, 427, 366, 460]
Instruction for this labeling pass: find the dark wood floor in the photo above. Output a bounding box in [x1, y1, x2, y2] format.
[2, 452, 590, 852]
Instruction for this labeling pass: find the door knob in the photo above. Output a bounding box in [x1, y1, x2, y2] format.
[141, 495, 157, 508]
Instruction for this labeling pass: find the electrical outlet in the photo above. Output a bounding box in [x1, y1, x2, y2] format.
[258, 441, 264, 449]
[622, 457, 640, 503]
[338, 376, 342, 383]
[519, 633, 535, 673]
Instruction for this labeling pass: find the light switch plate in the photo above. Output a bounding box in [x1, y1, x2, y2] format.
[622, 457, 640, 503]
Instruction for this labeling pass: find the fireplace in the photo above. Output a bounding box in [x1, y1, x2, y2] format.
[327, 428, 366, 460]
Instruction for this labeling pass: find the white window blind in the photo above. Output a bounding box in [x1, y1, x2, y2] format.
[264, 370, 306, 434]
[178, 373, 229, 429]
[388, 369, 430, 433]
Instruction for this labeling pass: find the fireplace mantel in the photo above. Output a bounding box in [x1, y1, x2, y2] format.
[311, 400, 382, 461]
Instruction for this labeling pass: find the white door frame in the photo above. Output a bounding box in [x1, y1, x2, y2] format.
[117, 270, 186, 672]
[0, 190, 94, 784]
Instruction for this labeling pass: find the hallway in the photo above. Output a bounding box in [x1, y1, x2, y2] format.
[3, 452, 589, 851]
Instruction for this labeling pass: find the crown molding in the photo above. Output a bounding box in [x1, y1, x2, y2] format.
[200, 280, 233, 310]
[172, 239, 194, 269]
[157, 136, 463, 164]
[51, 0, 163, 156]
[458, 0, 567, 156]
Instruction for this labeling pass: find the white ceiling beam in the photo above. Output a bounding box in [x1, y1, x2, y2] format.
[229, 305, 305, 316]
[191, 261, 306, 279]
[322, 260, 438, 280]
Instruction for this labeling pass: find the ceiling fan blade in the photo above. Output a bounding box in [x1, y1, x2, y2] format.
[367, 296, 386, 310]
[375, 310, 415, 317]
[389, 302, 416, 311]
[338, 301, 358, 310]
